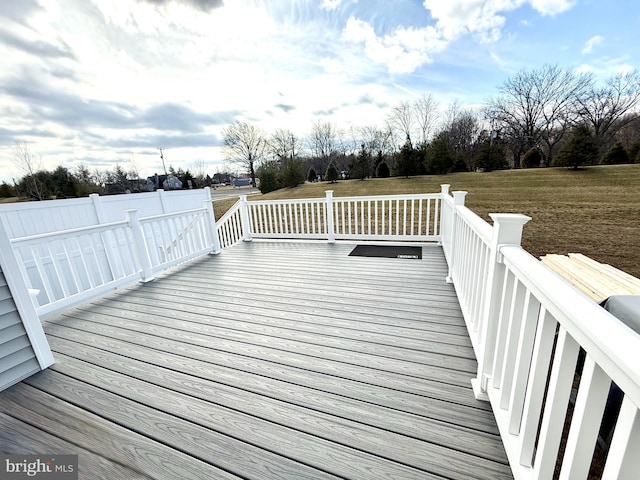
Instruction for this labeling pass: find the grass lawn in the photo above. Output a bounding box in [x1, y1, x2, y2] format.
[214, 164, 640, 278]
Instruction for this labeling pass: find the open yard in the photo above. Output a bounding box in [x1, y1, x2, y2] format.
[213, 164, 640, 278]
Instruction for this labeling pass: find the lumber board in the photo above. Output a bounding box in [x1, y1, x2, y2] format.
[48, 340, 508, 465]
[0, 386, 238, 480]
[44, 325, 498, 432]
[541, 253, 640, 301]
[0, 412, 156, 480]
[46, 355, 511, 480]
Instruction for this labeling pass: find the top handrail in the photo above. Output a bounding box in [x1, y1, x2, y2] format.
[501, 245, 640, 406]
[247, 192, 441, 206]
[9, 219, 130, 246]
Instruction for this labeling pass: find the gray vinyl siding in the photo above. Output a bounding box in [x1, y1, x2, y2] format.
[0, 268, 39, 392]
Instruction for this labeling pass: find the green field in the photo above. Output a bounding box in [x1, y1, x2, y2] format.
[215, 164, 640, 278]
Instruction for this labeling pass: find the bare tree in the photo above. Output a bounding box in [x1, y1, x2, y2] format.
[12, 141, 44, 200]
[128, 153, 142, 181]
[414, 94, 440, 146]
[387, 100, 415, 146]
[440, 104, 481, 170]
[222, 121, 266, 187]
[485, 65, 589, 167]
[308, 120, 337, 172]
[576, 70, 640, 154]
[535, 65, 591, 164]
[192, 158, 207, 183]
[269, 128, 302, 161]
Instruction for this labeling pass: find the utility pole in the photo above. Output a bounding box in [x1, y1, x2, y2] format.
[158, 148, 168, 176]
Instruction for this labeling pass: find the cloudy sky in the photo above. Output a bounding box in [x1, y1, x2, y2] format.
[0, 0, 637, 182]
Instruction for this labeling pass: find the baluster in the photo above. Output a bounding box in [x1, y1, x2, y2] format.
[559, 355, 611, 479]
[60, 238, 81, 295]
[417, 198, 423, 236]
[73, 236, 94, 288]
[374, 200, 379, 236]
[532, 326, 580, 479]
[491, 271, 516, 388]
[518, 308, 557, 466]
[46, 241, 70, 299]
[507, 291, 542, 433]
[499, 281, 528, 409]
[601, 396, 640, 480]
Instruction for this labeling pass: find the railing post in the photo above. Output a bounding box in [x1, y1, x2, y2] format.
[445, 190, 467, 283]
[239, 195, 253, 242]
[0, 218, 54, 370]
[472, 213, 531, 400]
[204, 188, 222, 254]
[438, 184, 450, 245]
[325, 190, 336, 243]
[125, 209, 155, 282]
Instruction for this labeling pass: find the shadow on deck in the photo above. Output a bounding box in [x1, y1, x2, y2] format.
[0, 241, 512, 479]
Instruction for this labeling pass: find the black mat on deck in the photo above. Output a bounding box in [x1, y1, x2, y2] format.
[348, 245, 422, 259]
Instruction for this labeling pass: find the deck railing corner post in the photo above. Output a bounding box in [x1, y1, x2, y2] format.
[125, 209, 155, 283]
[239, 195, 253, 242]
[204, 190, 222, 254]
[473, 213, 531, 399]
[325, 190, 336, 243]
[0, 217, 54, 369]
[445, 190, 467, 283]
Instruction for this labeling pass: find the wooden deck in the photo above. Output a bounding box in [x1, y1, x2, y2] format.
[0, 241, 512, 480]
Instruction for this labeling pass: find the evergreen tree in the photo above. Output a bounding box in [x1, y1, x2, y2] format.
[0, 182, 14, 198]
[350, 143, 371, 180]
[307, 167, 317, 183]
[375, 161, 390, 178]
[394, 136, 420, 178]
[326, 161, 339, 183]
[474, 140, 508, 172]
[280, 158, 305, 188]
[256, 161, 281, 194]
[553, 124, 598, 169]
[424, 133, 455, 175]
[600, 142, 630, 165]
[628, 140, 640, 164]
[522, 147, 543, 168]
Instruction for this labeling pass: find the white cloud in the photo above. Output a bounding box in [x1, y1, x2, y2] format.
[575, 56, 635, 79]
[582, 35, 603, 55]
[321, 0, 342, 10]
[422, 0, 576, 42]
[343, 0, 579, 74]
[422, 0, 514, 43]
[342, 17, 445, 74]
[529, 0, 576, 16]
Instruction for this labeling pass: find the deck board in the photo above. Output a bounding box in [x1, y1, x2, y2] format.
[0, 241, 512, 479]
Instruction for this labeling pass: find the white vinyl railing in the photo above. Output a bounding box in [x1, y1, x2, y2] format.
[218, 190, 442, 244]
[216, 199, 245, 248]
[8, 205, 219, 317]
[442, 188, 640, 480]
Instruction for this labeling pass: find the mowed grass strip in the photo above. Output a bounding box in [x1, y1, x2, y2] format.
[214, 164, 640, 278]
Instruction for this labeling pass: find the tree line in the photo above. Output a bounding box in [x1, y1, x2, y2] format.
[3, 142, 228, 200]
[8, 64, 640, 199]
[222, 65, 640, 193]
